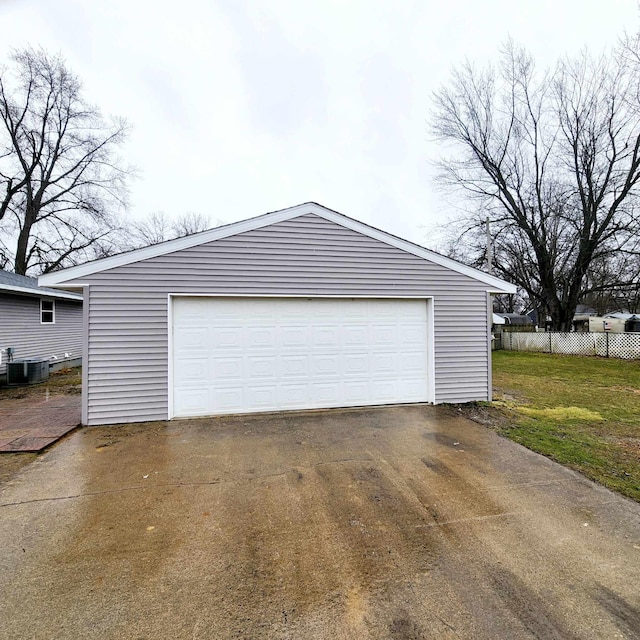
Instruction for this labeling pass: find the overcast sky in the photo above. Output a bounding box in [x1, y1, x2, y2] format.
[0, 0, 638, 245]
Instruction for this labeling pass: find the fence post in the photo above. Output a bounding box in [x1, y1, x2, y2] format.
[606, 332, 609, 358]
[549, 331, 552, 354]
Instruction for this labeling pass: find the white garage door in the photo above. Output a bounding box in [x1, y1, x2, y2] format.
[171, 297, 429, 417]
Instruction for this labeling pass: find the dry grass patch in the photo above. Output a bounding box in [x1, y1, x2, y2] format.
[517, 406, 604, 422]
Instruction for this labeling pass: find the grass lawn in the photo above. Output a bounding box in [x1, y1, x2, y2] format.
[487, 351, 640, 502]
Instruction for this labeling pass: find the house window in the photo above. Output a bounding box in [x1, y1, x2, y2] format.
[41, 299, 55, 324]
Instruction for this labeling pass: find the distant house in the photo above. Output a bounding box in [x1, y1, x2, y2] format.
[495, 313, 534, 328]
[571, 305, 597, 332]
[0, 269, 82, 381]
[604, 312, 640, 333]
[491, 313, 506, 328]
[587, 316, 626, 333]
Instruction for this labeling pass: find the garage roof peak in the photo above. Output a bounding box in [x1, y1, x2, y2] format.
[39, 202, 515, 293]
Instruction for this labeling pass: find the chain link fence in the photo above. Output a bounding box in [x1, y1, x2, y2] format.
[498, 331, 640, 360]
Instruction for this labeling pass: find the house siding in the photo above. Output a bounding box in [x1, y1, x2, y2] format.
[0, 294, 82, 375]
[68, 214, 492, 425]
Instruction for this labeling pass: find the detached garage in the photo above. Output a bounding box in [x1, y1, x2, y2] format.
[40, 203, 515, 426]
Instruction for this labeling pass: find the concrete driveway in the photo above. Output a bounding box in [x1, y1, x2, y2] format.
[1, 405, 639, 639]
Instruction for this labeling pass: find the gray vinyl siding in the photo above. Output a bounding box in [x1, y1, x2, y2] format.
[68, 214, 492, 425]
[0, 294, 82, 374]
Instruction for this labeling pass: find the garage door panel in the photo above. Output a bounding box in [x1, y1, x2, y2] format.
[343, 325, 369, 347]
[314, 300, 341, 317]
[213, 327, 243, 349]
[174, 298, 208, 323]
[279, 383, 310, 408]
[174, 388, 209, 416]
[277, 299, 307, 319]
[213, 387, 244, 411]
[370, 325, 396, 345]
[172, 298, 429, 417]
[174, 357, 209, 383]
[342, 380, 370, 403]
[243, 302, 276, 322]
[371, 352, 397, 373]
[401, 378, 428, 399]
[311, 325, 340, 348]
[247, 327, 277, 349]
[371, 379, 399, 401]
[342, 300, 369, 318]
[373, 302, 398, 318]
[212, 356, 243, 380]
[280, 355, 308, 378]
[208, 301, 245, 323]
[313, 382, 341, 405]
[246, 385, 278, 408]
[311, 353, 341, 377]
[343, 353, 369, 375]
[279, 326, 308, 349]
[401, 351, 427, 373]
[247, 356, 277, 379]
[174, 327, 208, 351]
[400, 324, 428, 347]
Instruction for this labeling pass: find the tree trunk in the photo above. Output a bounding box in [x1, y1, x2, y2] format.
[14, 206, 36, 275]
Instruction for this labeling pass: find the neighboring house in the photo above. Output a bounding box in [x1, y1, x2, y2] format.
[492, 313, 506, 328]
[495, 313, 534, 327]
[573, 306, 598, 332]
[573, 316, 592, 332]
[40, 202, 516, 426]
[604, 313, 640, 333]
[588, 316, 627, 333]
[574, 312, 640, 333]
[0, 269, 83, 379]
[628, 317, 640, 333]
[491, 313, 507, 350]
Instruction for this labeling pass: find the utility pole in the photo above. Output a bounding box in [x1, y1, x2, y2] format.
[486, 217, 493, 274]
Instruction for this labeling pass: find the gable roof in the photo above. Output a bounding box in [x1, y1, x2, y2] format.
[39, 202, 517, 294]
[0, 269, 82, 301]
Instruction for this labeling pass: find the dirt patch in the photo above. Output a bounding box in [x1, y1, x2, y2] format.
[451, 402, 512, 432]
[0, 367, 81, 400]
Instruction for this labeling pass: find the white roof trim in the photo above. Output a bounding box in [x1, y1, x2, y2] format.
[39, 202, 517, 293]
[0, 282, 83, 301]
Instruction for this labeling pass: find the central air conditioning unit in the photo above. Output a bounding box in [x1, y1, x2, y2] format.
[7, 358, 50, 385]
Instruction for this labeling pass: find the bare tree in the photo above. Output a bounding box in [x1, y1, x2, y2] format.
[431, 40, 640, 329]
[127, 211, 217, 248]
[581, 250, 640, 314]
[0, 47, 131, 274]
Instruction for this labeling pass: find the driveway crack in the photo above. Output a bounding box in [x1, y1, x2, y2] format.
[0, 480, 224, 507]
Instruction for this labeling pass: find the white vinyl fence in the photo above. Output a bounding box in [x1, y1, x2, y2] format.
[499, 331, 640, 360]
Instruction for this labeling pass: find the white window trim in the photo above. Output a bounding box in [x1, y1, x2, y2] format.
[40, 298, 56, 324]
